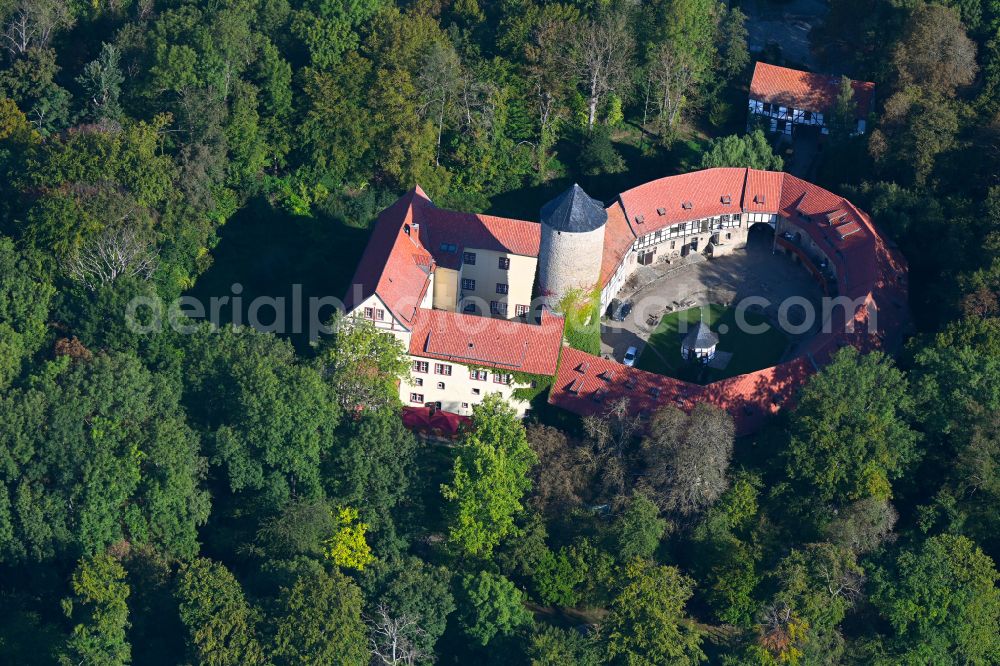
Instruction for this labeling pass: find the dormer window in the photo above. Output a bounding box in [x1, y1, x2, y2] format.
[754, 194, 766, 204]
[721, 195, 732, 205]
[635, 215, 645, 224]
[681, 201, 693, 210]
[656, 207, 666, 216]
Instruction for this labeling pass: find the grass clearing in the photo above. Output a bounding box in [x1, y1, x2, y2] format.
[635, 304, 789, 384]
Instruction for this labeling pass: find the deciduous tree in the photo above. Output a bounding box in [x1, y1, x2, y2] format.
[270, 565, 368, 666]
[62, 553, 131, 666]
[785, 348, 917, 503]
[641, 404, 734, 515]
[175, 558, 265, 666]
[893, 4, 977, 96]
[603, 559, 705, 665]
[319, 314, 411, 412]
[567, 7, 635, 129]
[456, 571, 533, 646]
[441, 394, 537, 557]
[872, 534, 1000, 664]
[699, 130, 783, 171]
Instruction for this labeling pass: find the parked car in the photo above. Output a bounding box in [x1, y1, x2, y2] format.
[611, 300, 632, 322]
[606, 298, 621, 319]
[623, 346, 637, 367]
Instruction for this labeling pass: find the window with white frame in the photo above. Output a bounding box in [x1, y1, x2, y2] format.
[490, 301, 508, 316]
[463, 251, 476, 265]
[496, 283, 509, 294]
[413, 361, 429, 373]
[409, 393, 424, 403]
[414, 377, 423, 386]
[434, 363, 452, 376]
[515, 304, 529, 316]
[470, 369, 488, 381]
[493, 373, 513, 385]
[498, 257, 510, 270]
[461, 278, 476, 290]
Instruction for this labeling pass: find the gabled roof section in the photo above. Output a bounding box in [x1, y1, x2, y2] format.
[343, 187, 434, 327]
[600, 201, 637, 283]
[750, 62, 874, 119]
[619, 168, 749, 236]
[743, 169, 783, 214]
[409, 309, 565, 376]
[417, 206, 540, 270]
[542, 183, 608, 233]
[778, 174, 878, 291]
[345, 186, 542, 320]
[548, 348, 814, 437]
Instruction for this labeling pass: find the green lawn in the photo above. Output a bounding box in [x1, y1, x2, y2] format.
[635, 305, 789, 384]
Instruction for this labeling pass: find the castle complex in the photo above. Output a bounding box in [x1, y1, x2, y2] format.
[344, 166, 909, 435]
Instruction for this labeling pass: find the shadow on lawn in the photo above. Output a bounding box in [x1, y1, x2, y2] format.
[636, 305, 788, 384]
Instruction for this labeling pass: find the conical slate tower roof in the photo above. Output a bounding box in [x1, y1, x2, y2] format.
[683, 319, 719, 349]
[541, 183, 608, 233]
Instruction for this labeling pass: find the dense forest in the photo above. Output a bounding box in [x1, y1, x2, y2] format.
[0, 0, 999, 663]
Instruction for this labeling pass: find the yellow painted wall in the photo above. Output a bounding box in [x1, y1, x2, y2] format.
[433, 267, 459, 311]
[458, 249, 537, 318]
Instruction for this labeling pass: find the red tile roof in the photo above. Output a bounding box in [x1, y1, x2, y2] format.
[409, 309, 565, 376]
[744, 169, 784, 214]
[750, 62, 874, 119]
[778, 174, 880, 293]
[619, 168, 749, 236]
[346, 188, 540, 324]
[547, 348, 815, 436]
[343, 187, 434, 326]
[417, 207, 540, 270]
[600, 201, 637, 284]
[401, 406, 471, 438]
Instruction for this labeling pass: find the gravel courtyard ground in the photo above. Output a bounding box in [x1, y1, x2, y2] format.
[600, 227, 823, 372]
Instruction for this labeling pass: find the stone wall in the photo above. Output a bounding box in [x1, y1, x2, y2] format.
[538, 223, 606, 309]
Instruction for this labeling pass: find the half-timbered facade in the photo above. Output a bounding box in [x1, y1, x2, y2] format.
[748, 62, 874, 137]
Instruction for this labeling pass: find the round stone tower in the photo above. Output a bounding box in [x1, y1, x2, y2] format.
[538, 183, 608, 311]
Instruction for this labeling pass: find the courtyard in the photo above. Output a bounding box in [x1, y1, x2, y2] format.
[600, 225, 824, 383]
